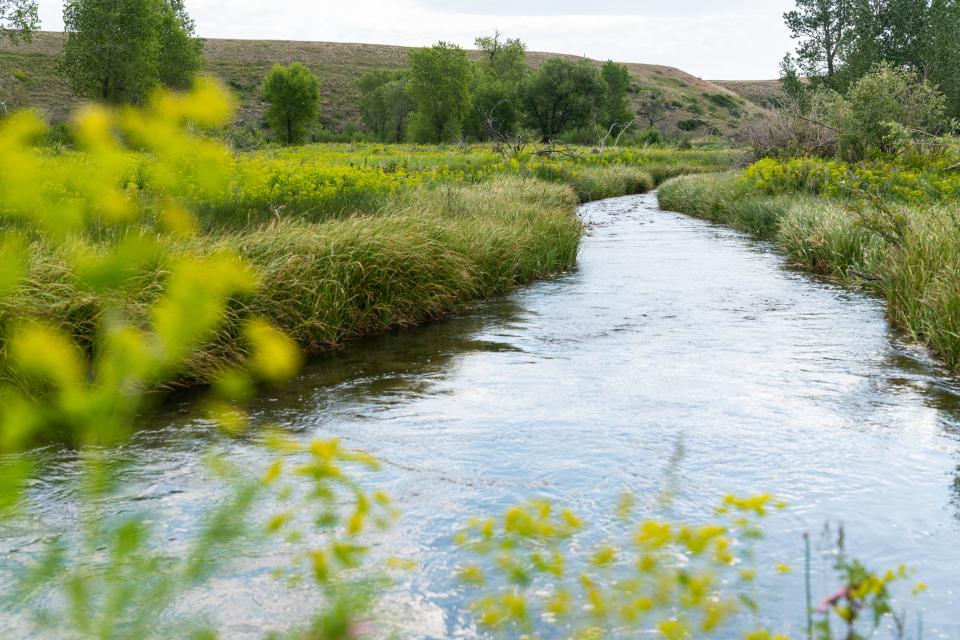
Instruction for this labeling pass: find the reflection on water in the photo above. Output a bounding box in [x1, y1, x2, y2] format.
[3, 192, 960, 638]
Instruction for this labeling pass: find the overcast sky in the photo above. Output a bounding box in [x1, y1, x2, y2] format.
[34, 0, 795, 79]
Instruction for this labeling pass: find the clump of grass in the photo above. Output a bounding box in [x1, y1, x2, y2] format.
[657, 172, 786, 238]
[777, 198, 887, 279]
[0, 178, 583, 386]
[532, 164, 655, 202]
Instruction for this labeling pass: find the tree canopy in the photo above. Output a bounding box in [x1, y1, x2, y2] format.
[465, 32, 529, 141]
[61, 0, 203, 104]
[783, 0, 960, 117]
[598, 60, 632, 130]
[358, 69, 413, 143]
[0, 0, 38, 43]
[407, 42, 474, 143]
[520, 58, 603, 141]
[261, 62, 321, 145]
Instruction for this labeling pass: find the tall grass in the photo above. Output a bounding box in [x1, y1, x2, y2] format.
[659, 172, 960, 370]
[0, 179, 584, 386]
[188, 144, 735, 229]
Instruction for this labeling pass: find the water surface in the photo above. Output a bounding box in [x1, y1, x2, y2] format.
[4, 192, 959, 637]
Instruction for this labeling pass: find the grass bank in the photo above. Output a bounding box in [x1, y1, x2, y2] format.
[2, 178, 585, 386]
[2, 95, 736, 391]
[658, 170, 960, 369]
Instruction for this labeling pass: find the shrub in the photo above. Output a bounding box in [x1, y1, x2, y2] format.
[677, 118, 708, 132]
[828, 63, 947, 160]
[737, 93, 839, 159]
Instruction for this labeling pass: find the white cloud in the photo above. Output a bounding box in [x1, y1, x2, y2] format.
[34, 0, 794, 79]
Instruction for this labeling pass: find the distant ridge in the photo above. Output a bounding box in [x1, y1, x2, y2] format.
[2, 32, 763, 135]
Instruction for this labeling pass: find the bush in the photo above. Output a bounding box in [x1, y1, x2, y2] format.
[677, 118, 708, 132]
[737, 94, 839, 159]
[631, 126, 663, 146]
[827, 63, 947, 160]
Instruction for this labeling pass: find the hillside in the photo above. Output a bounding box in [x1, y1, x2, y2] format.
[714, 79, 785, 109]
[1, 32, 762, 136]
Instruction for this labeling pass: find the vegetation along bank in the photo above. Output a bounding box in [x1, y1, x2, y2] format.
[659, 66, 960, 368]
[0, 82, 736, 398]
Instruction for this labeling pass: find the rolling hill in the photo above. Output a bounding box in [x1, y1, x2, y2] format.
[1, 32, 763, 136]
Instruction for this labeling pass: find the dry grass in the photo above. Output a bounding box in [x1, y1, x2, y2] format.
[713, 79, 786, 109]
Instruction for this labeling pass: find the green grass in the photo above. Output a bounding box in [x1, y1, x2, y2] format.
[4, 145, 724, 389]
[659, 171, 960, 370]
[0, 178, 583, 386]
[0, 109, 735, 391]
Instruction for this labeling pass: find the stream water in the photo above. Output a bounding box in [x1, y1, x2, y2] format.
[3, 192, 959, 638]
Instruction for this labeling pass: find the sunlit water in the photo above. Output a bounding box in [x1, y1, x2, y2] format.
[3, 192, 959, 638]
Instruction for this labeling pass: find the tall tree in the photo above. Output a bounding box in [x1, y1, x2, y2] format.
[62, 0, 163, 104]
[407, 42, 474, 143]
[358, 69, 413, 142]
[157, 0, 203, 90]
[784, 0, 854, 84]
[0, 0, 38, 43]
[261, 62, 321, 145]
[520, 58, 603, 141]
[466, 32, 528, 140]
[598, 60, 632, 129]
[61, 0, 203, 104]
[927, 0, 960, 117]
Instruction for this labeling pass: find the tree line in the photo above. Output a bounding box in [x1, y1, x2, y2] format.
[356, 34, 641, 145]
[3, 1, 672, 148]
[747, 0, 960, 161]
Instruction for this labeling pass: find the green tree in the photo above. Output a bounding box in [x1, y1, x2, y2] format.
[598, 60, 632, 129]
[62, 0, 162, 104]
[779, 54, 811, 111]
[357, 69, 413, 142]
[61, 0, 202, 104]
[475, 31, 527, 85]
[0, 0, 38, 43]
[783, 0, 854, 85]
[157, 0, 203, 90]
[261, 62, 321, 145]
[927, 0, 960, 117]
[520, 58, 603, 141]
[466, 33, 528, 141]
[407, 42, 474, 143]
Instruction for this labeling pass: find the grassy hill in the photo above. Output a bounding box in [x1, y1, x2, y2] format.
[714, 79, 785, 109]
[1, 32, 762, 137]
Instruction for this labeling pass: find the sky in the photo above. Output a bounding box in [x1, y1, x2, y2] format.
[34, 0, 796, 80]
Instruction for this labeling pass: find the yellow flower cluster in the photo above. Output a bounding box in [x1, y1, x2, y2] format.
[742, 156, 960, 205]
[455, 494, 792, 639]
